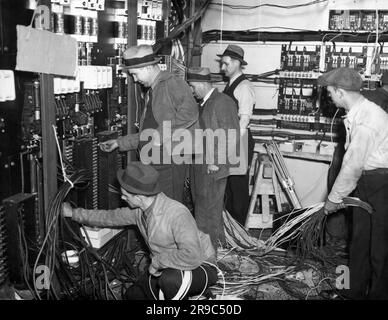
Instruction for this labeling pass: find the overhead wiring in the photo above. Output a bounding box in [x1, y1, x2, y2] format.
[209, 0, 329, 10]
[202, 29, 388, 44]
[154, 0, 212, 54]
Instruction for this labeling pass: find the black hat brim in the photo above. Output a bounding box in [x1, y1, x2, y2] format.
[121, 56, 162, 70]
[217, 54, 247, 66]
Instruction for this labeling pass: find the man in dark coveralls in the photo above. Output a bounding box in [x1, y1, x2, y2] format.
[100, 45, 199, 203]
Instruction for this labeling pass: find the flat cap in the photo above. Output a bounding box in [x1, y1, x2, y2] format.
[317, 67, 363, 91]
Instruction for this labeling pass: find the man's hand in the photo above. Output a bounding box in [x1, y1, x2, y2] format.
[207, 164, 219, 174]
[99, 139, 118, 152]
[323, 198, 346, 215]
[62, 202, 73, 218]
[148, 264, 162, 277]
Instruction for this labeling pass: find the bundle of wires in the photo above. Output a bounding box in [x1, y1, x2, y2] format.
[32, 169, 88, 299]
[223, 210, 265, 250]
[265, 197, 373, 265]
[31, 167, 143, 300]
[211, 247, 295, 299]
[26, 126, 147, 300]
[216, 209, 341, 299]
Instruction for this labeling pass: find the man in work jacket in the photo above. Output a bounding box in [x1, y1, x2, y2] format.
[62, 162, 218, 300]
[100, 45, 199, 204]
[187, 67, 240, 249]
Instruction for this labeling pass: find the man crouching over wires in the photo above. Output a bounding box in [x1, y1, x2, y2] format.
[62, 162, 218, 300]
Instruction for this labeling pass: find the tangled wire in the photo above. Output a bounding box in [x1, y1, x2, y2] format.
[265, 197, 373, 265]
[28, 168, 146, 300]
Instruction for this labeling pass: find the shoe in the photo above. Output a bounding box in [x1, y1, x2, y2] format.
[320, 289, 347, 300]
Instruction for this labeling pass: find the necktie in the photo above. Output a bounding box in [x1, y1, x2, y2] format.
[139, 88, 152, 130]
[141, 213, 148, 236]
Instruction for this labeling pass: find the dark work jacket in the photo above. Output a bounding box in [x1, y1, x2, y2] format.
[199, 89, 240, 180]
[117, 71, 200, 155]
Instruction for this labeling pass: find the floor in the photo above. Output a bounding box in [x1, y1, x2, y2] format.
[2, 227, 348, 301]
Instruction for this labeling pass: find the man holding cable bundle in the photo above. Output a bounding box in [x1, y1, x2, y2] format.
[318, 67, 388, 300]
[62, 162, 218, 300]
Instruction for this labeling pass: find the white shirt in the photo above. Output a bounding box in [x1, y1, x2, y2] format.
[328, 96, 388, 203]
[201, 88, 215, 107]
[228, 73, 256, 117]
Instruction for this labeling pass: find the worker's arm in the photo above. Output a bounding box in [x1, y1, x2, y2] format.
[328, 124, 377, 203]
[99, 134, 139, 152]
[239, 115, 250, 136]
[116, 133, 140, 151]
[64, 202, 140, 228]
[151, 209, 204, 271]
[234, 81, 255, 135]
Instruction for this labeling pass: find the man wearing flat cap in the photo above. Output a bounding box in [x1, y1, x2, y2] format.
[62, 162, 218, 300]
[318, 67, 388, 299]
[217, 44, 256, 225]
[186, 67, 240, 248]
[100, 45, 199, 204]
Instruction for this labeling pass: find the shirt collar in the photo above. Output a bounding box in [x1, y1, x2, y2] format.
[344, 96, 366, 124]
[201, 88, 215, 106]
[229, 71, 243, 85]
[150, 70, 163, 90]
[143, 193, 158, 218]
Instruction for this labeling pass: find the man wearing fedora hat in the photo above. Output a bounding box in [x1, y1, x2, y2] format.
[318, 67, 388, 299]
[217, 44, 256, 225]
[100, 45, 199, 204]
[62, 162, 218, 300]
[186, 67, 240, 248]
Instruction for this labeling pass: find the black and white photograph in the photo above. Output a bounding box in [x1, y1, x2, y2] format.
[0, 0, 387, 311]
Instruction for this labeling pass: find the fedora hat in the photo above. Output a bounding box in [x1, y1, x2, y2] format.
[116, 162, 162, 196]
[122, 45, 162, 70]
[217, 44, 247, 66]
[186, 67, 216, 82]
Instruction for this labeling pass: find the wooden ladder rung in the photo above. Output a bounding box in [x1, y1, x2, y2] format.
[245, 156, 282, 229]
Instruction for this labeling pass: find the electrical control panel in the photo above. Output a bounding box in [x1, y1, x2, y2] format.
[277, 45, 338, 136]
[2, 193, 41, 285]
[324, 46, 367, 71]
[277, 78, 318, 131]
[279, 45, 321, 78]
[270, 42, 382, 154]
[0, 0, 170, 293]
[329, 10, 388, 32]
